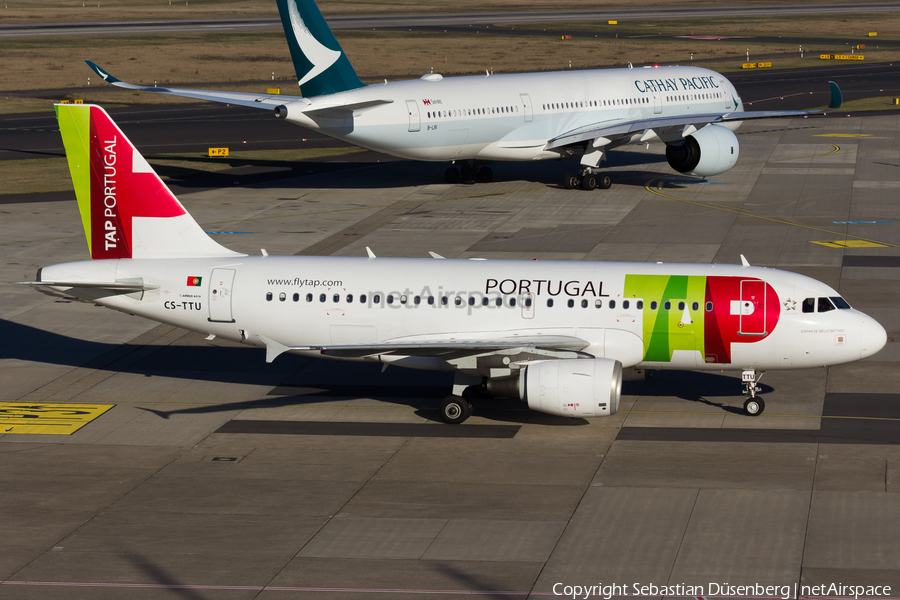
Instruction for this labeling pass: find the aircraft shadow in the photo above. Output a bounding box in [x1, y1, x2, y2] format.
[2, 318, 767, 422]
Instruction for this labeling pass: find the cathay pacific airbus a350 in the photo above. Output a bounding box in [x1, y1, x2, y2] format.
[85, 0, 831, 189]
[26, 105, 885, 423]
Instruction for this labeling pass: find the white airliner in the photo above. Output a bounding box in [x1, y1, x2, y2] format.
[84, 0, 824, 189]
[26, 104, 885, 423]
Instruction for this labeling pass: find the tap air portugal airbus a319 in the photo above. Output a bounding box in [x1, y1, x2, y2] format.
[25, 104, 885, 423]
[84, 0, 833, 190]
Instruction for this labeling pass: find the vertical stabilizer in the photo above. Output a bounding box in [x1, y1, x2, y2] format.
[276, 0, 364, 97]
[55, 104, 243, 260]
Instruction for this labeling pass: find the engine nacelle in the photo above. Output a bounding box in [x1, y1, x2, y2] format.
[665, 123, 740, 177]
[520, 358, 622, 418]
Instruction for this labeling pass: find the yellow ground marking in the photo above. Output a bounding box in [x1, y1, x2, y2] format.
[810, 240, 888, 248]
[645, 143, 900, 250]
[812, 134, 873, 138]
[0, 402, 113, 435]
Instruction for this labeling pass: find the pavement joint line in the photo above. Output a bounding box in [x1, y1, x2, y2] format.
[645, 176, 900, 249]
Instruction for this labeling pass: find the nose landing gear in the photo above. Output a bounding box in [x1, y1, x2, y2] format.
[742, 369, 765, 416]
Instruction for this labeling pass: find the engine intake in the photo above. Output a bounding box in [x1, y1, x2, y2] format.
[665, 123, 740, 177]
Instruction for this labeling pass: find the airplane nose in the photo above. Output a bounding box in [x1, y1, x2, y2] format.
[860, 317, 887, 359]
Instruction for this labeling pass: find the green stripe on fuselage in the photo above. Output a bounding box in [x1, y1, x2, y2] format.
[56, 104, 93, 254]
[624, 274, 706, 362]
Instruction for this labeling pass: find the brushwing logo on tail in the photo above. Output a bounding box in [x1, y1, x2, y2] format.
[287, 0, 340, 86]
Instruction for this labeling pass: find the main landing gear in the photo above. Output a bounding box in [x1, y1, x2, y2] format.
[563, 170, 612, 191]
[445, 164, 492, 184]
[438, 384, 491, 424]
[742, 369, 765, 416]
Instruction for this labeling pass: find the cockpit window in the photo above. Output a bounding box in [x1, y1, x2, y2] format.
[831, 296, 851, 309]
[818, 297, 836, 313]
[802, 298, 815, 313]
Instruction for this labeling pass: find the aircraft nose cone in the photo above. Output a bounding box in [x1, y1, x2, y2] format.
[860, 317, 887, 359]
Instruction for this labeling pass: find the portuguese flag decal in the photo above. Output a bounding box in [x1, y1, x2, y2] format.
[187, 276, 202, 287]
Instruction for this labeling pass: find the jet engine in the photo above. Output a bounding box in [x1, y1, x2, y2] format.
[665, 123, 740, 177]
[487, 358, 622, 418]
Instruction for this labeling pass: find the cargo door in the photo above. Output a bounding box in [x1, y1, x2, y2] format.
[208, 268, 235, 323]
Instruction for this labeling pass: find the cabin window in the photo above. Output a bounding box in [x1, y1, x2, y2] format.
[319, 294, 326, 303]
[623, 300, 630, 309]
[706, 301, 713, 312]
[293, 293, 299, 302]
[509, 297, 516, 307]
[525, 297, 532, 307]
[441, 296, 448, 305]
[692, 302, 699, 311]
[279, 292, 286, 302]
[547, 299, 554, 307]
[428, 296, 435, 305]
[802, 298, 815, 313]
[651, 301, 657, 310]
[609, 300, 616, 309]
[373, 294, 381, 304]
[595, 299, 602, 308]
[306, 293, 313, 302]
[832, 296, 851, 309]
[567, 299, 575, 308]
[333, 294, 339, 303]
[400, 295, 408, 304]
[387, 295, 394, 304]
[637, 300, 643, 309]
[414, 296, 421, 305]
[360, 294, 367, 303]
[482, 297, 489, 306]
[266, 292, 273, 301]
[468, 297, 475, 306]
[347, 294, 353, 303]
[678, 301, 685, 311]
[455, 296, 462, 306]
[495, 297, 502, 307]
[664, 301, 671, 311]
[582, 299, 589, 308]
[818, 297, 836, 313]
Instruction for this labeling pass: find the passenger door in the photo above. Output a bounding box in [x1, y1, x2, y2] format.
[208, 268, 236, 323]
[406, 100, 421, 132]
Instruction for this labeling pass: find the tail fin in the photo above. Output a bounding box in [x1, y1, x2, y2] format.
[56, 104, 242, 260]
[276, 0, 364, 97]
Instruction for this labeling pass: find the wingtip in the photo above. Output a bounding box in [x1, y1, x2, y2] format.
[85, 60, 121, 84]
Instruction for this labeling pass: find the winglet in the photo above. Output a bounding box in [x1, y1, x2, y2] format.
[828, 81, 843, 109]
[740, 254, 751, 267]
[366, 246, 376, 258]
[428, 251, 445, 259]
[85, 60, 122, 84]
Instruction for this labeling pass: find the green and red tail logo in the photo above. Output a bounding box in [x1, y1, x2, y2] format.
[56, 104, 186, 259]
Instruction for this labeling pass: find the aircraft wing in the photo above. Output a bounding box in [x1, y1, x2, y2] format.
[546, 109, 817, 150]
[85, 61, 303, 110]
[259, 334, 591, 363]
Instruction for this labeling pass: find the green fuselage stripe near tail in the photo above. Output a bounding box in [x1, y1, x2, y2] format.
[624, 274, 706, 362]
[56, 104, 93, 254]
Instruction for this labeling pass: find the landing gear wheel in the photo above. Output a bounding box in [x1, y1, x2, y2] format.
[743, 397, 765, 417]
[445, 166, 460, 184]
[597, 173, 612, 189]
[563, 172, 579, 189]
[580, 174, 597, 190]
[439, 395, 471, 424]
[477, 166, 493, 183]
